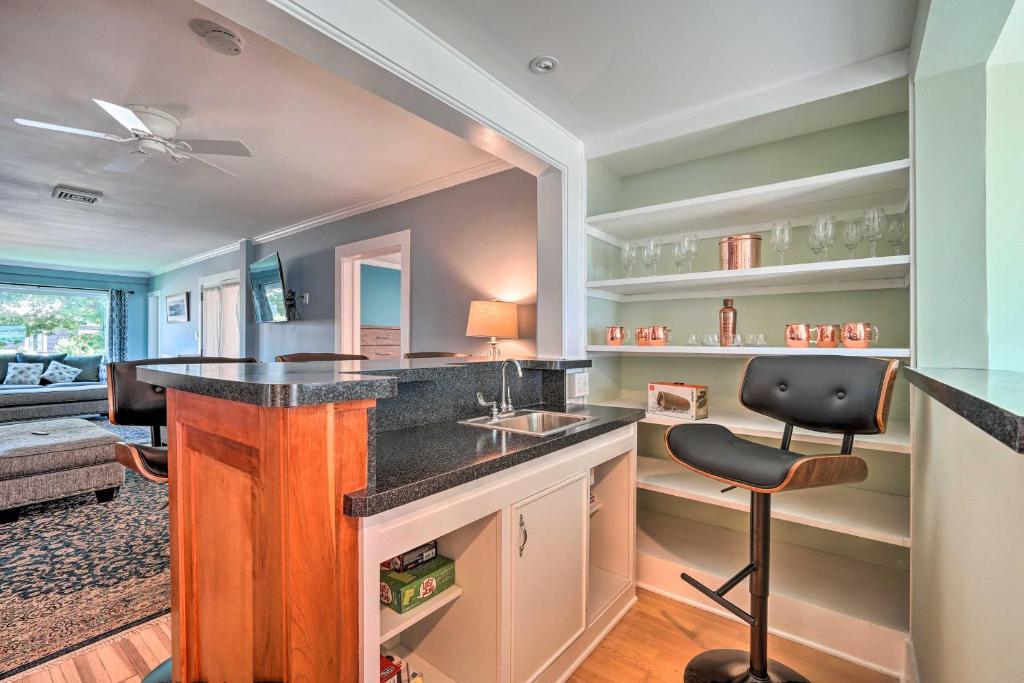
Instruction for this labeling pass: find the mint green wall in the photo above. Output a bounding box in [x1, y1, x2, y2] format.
[586, 158, 624, 216]
[985, 62, 1024, 372]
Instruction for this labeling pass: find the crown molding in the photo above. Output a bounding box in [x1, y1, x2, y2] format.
[149, 158, 512, 277]
[0, 258, 151, 280]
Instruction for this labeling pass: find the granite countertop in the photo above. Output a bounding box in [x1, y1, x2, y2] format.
[136, 357, 590, 407]
[904, 367, 1024, 453]
[344, 402, 645, 517]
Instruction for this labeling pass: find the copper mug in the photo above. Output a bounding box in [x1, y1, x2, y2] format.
[605, 326, 631, 346]
[842, 322, 879, 348]
[635, 327, 652, 346]
[784, 323, 815, 348]
[648, 325, 672, 346]
[815, 324, 841, 349]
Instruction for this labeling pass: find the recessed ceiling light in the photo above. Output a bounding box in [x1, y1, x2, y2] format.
[528, 56, 559, 74]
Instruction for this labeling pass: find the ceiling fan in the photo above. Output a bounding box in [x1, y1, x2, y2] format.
[14, 99, 251, 177]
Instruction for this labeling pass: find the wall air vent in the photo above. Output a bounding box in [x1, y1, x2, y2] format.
[51, 185, 103, 205]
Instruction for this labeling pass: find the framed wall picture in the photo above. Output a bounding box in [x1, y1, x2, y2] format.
[166, 291, 190, 324]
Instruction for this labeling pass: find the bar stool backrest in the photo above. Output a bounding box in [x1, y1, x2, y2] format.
[275, 352, 368, 362]
[739, 355, 899, 435]
[107, 356, 256, 427]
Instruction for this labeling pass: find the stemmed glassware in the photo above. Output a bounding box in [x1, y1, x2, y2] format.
[885, 215, 908, 255]
[862, 207, 886, 258]
[620, 241, 637, 277]
[642, 238, 662, 275]
[673, 233, 699, 273]
[840, 219, 862, 259]
[807, 230, 824, 261]
[768, 221, 791, 265]
[811, 216, 835, 261]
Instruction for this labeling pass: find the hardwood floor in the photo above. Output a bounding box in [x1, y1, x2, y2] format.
[10, 590, 894, 682]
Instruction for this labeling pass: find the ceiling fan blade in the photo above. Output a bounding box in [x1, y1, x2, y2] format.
[183, 153, 238, 178]
[176, 139, 251, 157]
[93, 99, 151, 134]
[105, 150, 150, 173]
[14, 118, 122, 141]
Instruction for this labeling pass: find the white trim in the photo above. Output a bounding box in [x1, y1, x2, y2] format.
[584, 225, 625, 249]
[197, 270, 242, 356]
[903, 638, 920, 683]
[334, 230, 410, 357]
[0, 258, 150, 279]
[147, 290, 162, 358]
[197, 270, 241, 288]
[360, 258, 401, 271]
[148, 159, 511, 277]
[0, 282, 108, 298]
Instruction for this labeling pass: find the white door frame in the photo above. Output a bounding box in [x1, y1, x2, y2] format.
[334, 230, 410, 357]
[197, 270, 241, 356]
[147, 290, 162, 358]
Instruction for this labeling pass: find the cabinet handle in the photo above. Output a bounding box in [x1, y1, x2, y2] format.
[518, 513, 528, 557]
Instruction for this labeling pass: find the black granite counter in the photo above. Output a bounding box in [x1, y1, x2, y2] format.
[344, 403, 644, 517]
[904, 367, 1024, 453]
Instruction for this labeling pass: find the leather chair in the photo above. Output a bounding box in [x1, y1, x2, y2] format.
[403, 351, 473, 359]
[274, 352, 368, 361]
[106, 355, 255, 683]
[665, 355, 899, 683]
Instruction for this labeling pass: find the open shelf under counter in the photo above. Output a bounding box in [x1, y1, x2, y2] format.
[379, 585, 463, 643]
[586, 159, 909, 243]
[587, 344, 911, 359]
[636, 508, 909, 633]
[596, 395, 910, 453]
[637, 456, 909, 546]
[587, 255, 910, 301]
[387, 644, 456, 683]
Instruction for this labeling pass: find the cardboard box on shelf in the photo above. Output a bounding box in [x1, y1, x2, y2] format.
[648, 382, 708, 421]
[380, 555, 456, 614]
[381, 540, 438, 572]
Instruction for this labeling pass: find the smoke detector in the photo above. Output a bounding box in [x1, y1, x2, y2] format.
[52, 185, 103, 205]
[189, 19, 243, 56]
[528, 56, 559, 74]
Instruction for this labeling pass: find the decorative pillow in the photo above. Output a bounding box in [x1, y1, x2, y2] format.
[40, 360, 82, 384]
[0, 356, 13, 384]
[2, 362, 44, 385]
[15, 352, 67, 373]
[64, 354, 104, 382]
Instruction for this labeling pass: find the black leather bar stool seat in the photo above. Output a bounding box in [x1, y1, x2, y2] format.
[666, 355, 899, 683]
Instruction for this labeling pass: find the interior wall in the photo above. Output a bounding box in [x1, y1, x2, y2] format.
[0, 263, 148, 360]
[359, 264, 401, 327]
[910, 389, 1024, 682]
[254, 169, 537, 361]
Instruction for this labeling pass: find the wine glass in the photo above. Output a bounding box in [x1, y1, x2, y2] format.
[642, 238, 662, 275]
[621, 241, 637, 277]
[840, 219, 862, 259]
[768, 221, 791, 265]
[862, 207, 886, 258]
[886, 215, 908, 256]
[807, 229, 824, 261]
[675, 233, 699, 273]
[812, 216, 835, 261]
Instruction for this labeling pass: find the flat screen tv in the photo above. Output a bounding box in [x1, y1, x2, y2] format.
[250, 252, 288, 323]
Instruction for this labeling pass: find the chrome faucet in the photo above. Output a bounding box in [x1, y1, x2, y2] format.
[475, 359, 523, 419]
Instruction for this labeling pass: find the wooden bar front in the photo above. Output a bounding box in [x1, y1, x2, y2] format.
[166, 389, 371, 682]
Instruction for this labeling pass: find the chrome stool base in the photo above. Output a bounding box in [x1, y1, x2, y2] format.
[684, 649, 809, 683]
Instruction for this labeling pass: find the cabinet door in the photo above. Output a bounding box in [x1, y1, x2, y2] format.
[511, 474, 588, 682]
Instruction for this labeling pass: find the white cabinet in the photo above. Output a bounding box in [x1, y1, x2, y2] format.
[510, 474, 588, 683]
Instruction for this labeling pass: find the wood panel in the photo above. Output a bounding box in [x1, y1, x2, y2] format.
[165, 389, 374, 682]
[360, 326, 400, 346]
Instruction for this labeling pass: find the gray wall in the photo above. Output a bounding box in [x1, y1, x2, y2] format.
[149, 169, 538, 361]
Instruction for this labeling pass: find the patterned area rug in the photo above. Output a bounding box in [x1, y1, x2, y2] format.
[0, 419, 169, 678]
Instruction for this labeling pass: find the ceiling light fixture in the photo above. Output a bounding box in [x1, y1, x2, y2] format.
[528, 56, 559, 74]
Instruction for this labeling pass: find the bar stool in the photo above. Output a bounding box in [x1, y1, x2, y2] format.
[106, 356, 255, 683]
[665, 355, 899, 683]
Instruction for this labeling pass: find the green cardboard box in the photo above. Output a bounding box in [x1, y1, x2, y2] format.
[379, 555, 455, 614]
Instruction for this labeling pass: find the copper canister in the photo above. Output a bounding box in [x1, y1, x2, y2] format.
[718, 234, 762, 270]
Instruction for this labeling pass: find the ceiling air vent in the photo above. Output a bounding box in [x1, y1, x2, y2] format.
[52, 185, 103, 205]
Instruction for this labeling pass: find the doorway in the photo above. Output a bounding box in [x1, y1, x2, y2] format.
[198, 271, 241, 357]
[335, 230, 410, 359]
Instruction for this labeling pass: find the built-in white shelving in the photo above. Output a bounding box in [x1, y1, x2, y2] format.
[587, 344, 911, 359]
[587, 255, 910, 301]
[379, 585, 463, 643]
[636, 509, 909, 633]
[586, 159, 909, 243]
[387, 644, 456, 683]
[586, 566, 631, 625]
[598, 395, 910, 453]
[637, 456, 909, 546]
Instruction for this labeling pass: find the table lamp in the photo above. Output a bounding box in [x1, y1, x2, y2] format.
[466, 300, 518, 359]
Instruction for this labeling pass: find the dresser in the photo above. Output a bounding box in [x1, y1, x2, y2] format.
[360, 326, 400, 359]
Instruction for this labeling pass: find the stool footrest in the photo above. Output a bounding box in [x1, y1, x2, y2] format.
[681, 568, 755, 626]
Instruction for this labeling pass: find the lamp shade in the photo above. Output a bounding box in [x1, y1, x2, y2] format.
[466, 300, 518, 339]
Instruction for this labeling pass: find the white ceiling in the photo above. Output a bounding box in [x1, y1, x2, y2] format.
[0, 0, 498, 274]
[391, 0, 917, 147]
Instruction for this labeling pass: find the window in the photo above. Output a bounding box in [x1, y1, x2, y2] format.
[0, 286, 107, 357]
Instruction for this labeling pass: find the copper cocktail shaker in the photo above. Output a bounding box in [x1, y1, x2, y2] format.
[719, 299, 737, 347]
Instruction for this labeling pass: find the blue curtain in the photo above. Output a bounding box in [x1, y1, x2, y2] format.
[105, 289, 129, 362]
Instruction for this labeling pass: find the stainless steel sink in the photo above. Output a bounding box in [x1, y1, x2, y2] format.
[460, 409, 597, 437]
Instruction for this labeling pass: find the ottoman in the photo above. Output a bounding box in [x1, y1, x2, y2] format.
[0, 418, 124, 523]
